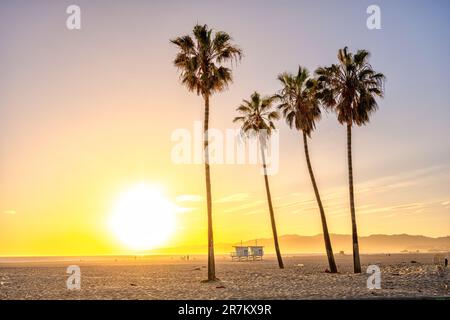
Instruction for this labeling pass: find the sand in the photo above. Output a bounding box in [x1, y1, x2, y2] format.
[0, 253, 448, 300]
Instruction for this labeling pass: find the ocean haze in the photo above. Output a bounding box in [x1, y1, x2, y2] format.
[148, 234, 450, 254]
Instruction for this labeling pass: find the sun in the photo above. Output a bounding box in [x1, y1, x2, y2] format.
[109, 183, 176, 251]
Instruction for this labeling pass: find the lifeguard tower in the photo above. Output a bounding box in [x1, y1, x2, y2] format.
[249, 246, 264, 261]
[231, 246, 249, 261]
[230, 244, 264, 261]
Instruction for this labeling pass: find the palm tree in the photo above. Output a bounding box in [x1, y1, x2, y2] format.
[171, 24, 242, 281]
[316, 47, 385, 273]
[233, 92, 284, 269]
[276, 66, 338, 273]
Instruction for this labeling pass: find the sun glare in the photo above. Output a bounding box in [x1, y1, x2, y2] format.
[109, 184, 176, 251]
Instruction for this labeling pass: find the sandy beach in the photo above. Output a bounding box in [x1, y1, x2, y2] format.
[0, 253, 448, 300]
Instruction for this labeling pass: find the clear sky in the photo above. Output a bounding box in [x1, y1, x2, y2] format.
[0, 0, 449, 256]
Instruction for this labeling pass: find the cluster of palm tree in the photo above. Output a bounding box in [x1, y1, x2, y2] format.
[172, 25, 385, 281]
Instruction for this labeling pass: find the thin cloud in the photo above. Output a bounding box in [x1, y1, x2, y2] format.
[215, 193, 249, 203]
[356, 165, 450, 195]
[175, 195, 202, 203]
[243, 209, 263, 216]
[357, 201, 435, 217]
[3, 210, 16, 215]
[175, 207, 195, 214]
[224, 200, 265, 213]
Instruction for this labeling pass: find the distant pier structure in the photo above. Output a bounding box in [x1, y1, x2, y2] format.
[231, 242, 264, 261]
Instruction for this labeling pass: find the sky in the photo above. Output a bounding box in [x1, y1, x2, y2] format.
[0, 0, 449, 256]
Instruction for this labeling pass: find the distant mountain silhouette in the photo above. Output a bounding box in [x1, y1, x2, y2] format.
[237, 234, 450, 254]
[151, 234, 450, 254]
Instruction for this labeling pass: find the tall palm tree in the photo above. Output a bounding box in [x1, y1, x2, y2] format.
[171, 24, 242, 281]
[233, 92, 284, 269]
[316, 47, 385, 273]
[276, 66, 338, 273]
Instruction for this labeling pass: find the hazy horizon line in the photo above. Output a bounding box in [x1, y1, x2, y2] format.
[1, 233, 449, 259]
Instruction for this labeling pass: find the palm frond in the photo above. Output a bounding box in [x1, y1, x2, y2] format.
[171, 24, 242, 97]
[276, 65, 322, 135]
[316, 47, 385, 126]
[234, 92, 279, 138]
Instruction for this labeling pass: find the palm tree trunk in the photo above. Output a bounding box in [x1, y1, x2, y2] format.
[204, 94, 216, 281]
[303, 132, 338, 273]
[260, 139, 284, 269]
[347, 124, 361, 273]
